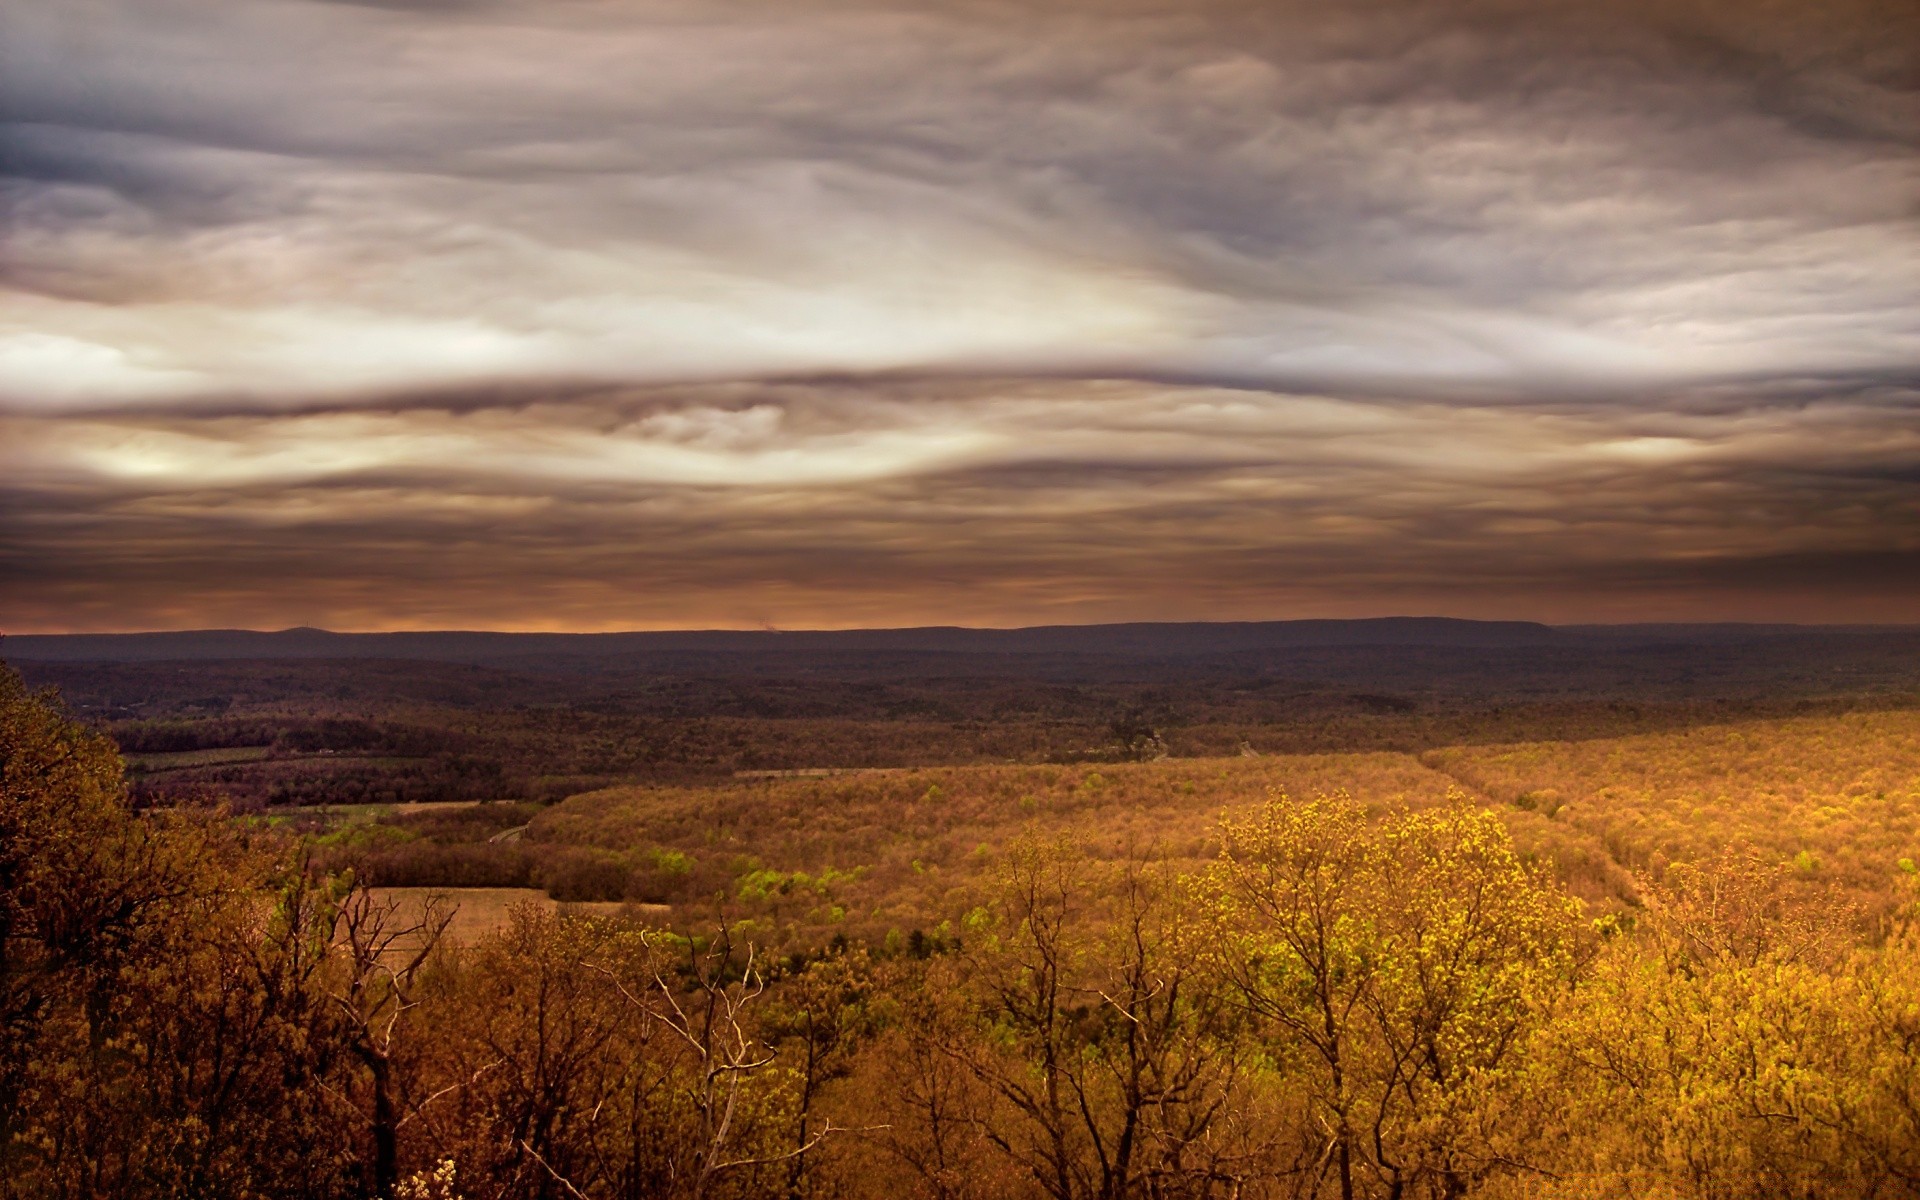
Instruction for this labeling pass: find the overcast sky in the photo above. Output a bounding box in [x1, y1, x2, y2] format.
[3, 0, 1916, 630]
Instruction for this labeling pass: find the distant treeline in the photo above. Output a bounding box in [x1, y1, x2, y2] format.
[21, 625, 1920, 817]
[117, 716, 457, 757]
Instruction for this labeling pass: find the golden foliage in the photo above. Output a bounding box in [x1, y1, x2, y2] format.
[10, 663, 1920, 1199]
[1426, 710, 1920, 907]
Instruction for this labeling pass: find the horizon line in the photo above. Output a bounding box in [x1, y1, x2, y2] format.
[9, 616, 1920, 639]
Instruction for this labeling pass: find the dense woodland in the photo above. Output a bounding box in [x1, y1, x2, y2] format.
[6, 635, 1920, 1199]
[16, 624, 1920, 810]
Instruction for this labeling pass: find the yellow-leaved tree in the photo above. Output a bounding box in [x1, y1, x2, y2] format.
[1205, 793, 1582, 1200]
[1532, 848, 1920, 1199]
[0, 662, 363, 1199]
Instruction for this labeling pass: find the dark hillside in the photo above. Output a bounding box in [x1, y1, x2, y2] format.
[8, 620, 1918, 808]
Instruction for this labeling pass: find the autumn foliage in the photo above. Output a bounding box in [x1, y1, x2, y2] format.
[5, 663, 1920, 1199]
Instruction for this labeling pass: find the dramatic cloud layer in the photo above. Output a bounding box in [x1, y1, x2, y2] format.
[2, 0, 1916, 628]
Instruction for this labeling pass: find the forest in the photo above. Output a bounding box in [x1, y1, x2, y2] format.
[13, 622, 1920, 810]
[5, 627, 1920, 1200]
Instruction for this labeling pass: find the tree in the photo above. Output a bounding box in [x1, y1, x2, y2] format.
[902, 836, 1270, 1200]
[1206, 794, 1581, 1200]
[758, 945, 882, 1198]
[0, 661, 147, 1127]
[596, 922, 812, 1200]
[1538, 849, 1888, 1199]
[329, 885, 457, 1198]
[0, 664, 361, 1199]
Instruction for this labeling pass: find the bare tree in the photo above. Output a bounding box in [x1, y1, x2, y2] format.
[594, 923, 853, 1200]
[328, 886, 456, 1199]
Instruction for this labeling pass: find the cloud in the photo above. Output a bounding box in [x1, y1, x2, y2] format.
[3, 377, 1915, 629]
[0, 0, 1915, 626]
[4, 0, 1915, 406]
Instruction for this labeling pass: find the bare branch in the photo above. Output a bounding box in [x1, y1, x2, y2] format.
[518, 1139, 591, 1200]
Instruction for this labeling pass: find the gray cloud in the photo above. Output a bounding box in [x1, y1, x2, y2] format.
[5, 0, 1916, 402]
[2, 377, 1915, 628]
[0, 0, 1915, 626]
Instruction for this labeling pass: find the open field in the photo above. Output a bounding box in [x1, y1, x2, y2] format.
[365, 887, 670, 944]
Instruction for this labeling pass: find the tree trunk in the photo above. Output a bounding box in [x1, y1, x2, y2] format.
[367, 1051, 398, 1199]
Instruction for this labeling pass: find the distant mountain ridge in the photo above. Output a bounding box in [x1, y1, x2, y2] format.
[3, 617, 1900, 666]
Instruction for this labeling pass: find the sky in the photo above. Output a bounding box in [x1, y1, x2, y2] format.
[2, 0, 1916, 632]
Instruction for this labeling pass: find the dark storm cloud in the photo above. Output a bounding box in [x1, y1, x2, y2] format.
[0, 0, 1915, 627]
[3, 377, 1915, 628]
